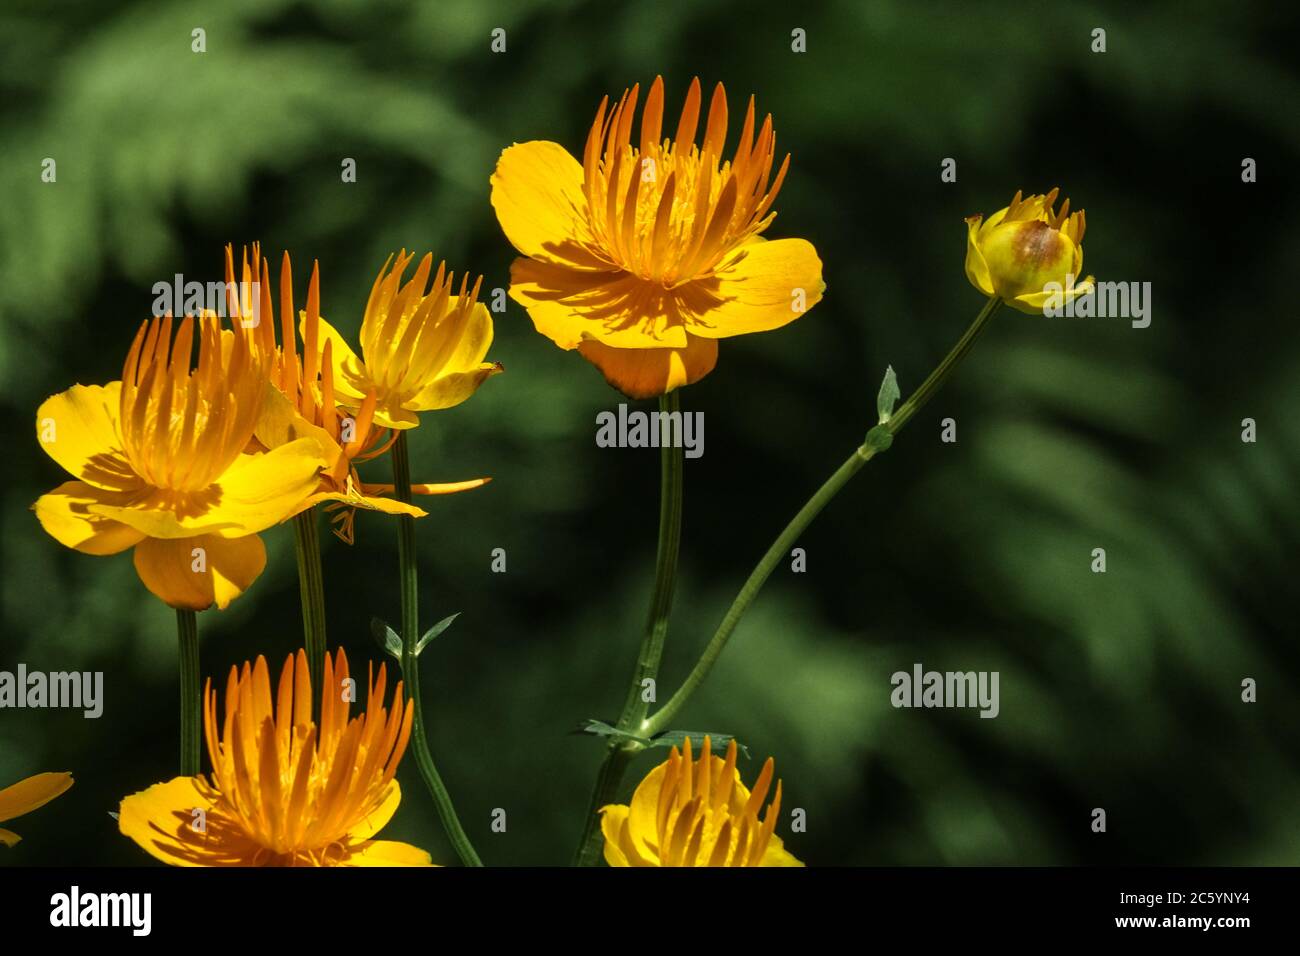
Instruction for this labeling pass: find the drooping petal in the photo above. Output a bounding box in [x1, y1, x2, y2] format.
[203, 439, 327, 535]
[33, 481, 146, 555]
[0, 772, 73, 824]
[35, 384, 139, 491]
[577, 334, 717, 399]
[119, 777, 263, 866]
[684, 238, 825, 339]
[1011, 274, 1096, 314]
[132, 533, 266, 610]
[403, 363, 504, 416]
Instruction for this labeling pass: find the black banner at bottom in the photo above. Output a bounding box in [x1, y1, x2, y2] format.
[0, 865, 1290, 941]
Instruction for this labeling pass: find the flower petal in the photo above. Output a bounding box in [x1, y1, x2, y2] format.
[490, 141, 610, 268]
[1011, 275, 1095, 314]
[599, 805, 632, 867]
[342, 840, 436, 866]
[577, 334, 717, 399]
[404, 363, 503, 415]
[307, 316, 370, 403]
[759, 834, 805, 867]
[33, 481, 146, 555]
[509, 258, 690, 350]
[132, 533, 266, 610]
[0, 772, 73, 824]
[36, 383, 140, 492]
[964, 216, 995, 296]
[683, 238, 825, 339]
[119, 776, 262, 866]
[205, 439, 328, 536]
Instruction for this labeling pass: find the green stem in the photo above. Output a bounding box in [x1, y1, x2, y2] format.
[392, 430, 484, 868]
[573, 391, 685, 867]
[175, 608, 201, 776]
[292, 507, 328, 709]
[644, 295, 1003, 736]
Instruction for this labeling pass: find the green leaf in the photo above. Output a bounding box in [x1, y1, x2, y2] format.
[649, 731, 751, 760]
[577, 719, 652, 748]
[865, 424, 894, 452]
[416, 612, 461, 655]
[369, 617, 402, 659]
[876, 364, 900, 424]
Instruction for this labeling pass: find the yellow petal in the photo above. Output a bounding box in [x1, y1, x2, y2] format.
[964, 216, 995, 296]
[490, 141, 609, 268]
[35, 383, 139, 491]
[759, 834, 805, 867]
[577, 334, 717, 399]
[119, 776, 261, 866]
[33, 481, 146, 555]
[684, 238, 824, 339]
[342, 840, 436, 867]
[254, 385, 345, 477]
[509, 257, 690, 350]
[309, 489, 427, 518]
[306, 315, 370, 403]
[0, 772, 73, 824]
[1011, 275, 1095, 314]
[0, 827, 20, 847]
[132, 533, 266, 610]
[599, 805, 632, 867]
[626, 761, 669, 858]
[405, 363, 504, 415]
[346, 782, 401, 841]
[364, 478, 491, 498]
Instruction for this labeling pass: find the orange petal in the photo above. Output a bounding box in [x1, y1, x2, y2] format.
[577, 334, 717, 399]
[132, 533, 266, 610]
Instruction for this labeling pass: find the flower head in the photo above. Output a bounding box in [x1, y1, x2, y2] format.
[599, 736, 802, 867]
[491, 76, 824, 398]
[0, 772, 73, 847]
[307, 250, 502, 431]
[225, 244, 490, 543]
[119, 648, 431, 866]
[33, 313, 327, 609]
[964, 187, 1094, 314]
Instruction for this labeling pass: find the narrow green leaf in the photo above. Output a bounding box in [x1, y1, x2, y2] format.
[876, 364, 900, 424]
[369, 617, 402, 659]
[415, 612, 461, 655]
[649, 730, 750, 760]
[577, 718, 653, 748]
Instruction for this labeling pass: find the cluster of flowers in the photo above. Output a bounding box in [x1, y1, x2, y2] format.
[5, 74, 1089, 867]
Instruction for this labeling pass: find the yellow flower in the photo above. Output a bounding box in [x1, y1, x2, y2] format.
[599, 736, 803, 867]
[305, 250, 502, 431]
[119, 648, 432, 866]
[0, 772, 73, 847]
[225, 244, 489, 543]
[964, 187, 1094, 314]
[33, 315, 327, 610]
[491, 75, 824, 399]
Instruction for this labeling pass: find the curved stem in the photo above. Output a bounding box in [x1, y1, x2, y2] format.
[392, 430, 484, 867]
[573, 391, 685, 866]
[645, 296, 1002, 736]
[292, 507, 327, 711]
[175, 608, 201, 776]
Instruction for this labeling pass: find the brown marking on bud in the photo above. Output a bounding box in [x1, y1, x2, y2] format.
[1011, 220, 1067, 269]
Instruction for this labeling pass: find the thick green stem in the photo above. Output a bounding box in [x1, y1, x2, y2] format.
[644, 296, 1003, 736]
[392, 430, 484, 868]
[292, 507, 328, 708]
[175, 608, 201, 776]
[573, 391, 685, 866]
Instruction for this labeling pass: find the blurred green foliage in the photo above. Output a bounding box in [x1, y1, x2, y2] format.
[1, 0, 1297, 866]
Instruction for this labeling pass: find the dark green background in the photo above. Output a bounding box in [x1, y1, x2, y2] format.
[1, 0, 1297, 866]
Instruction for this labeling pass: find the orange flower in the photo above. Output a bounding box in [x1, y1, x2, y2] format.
[119, 649, 431, 866]
[492, 76, 824, 398]
[226, 244, 489, 543]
